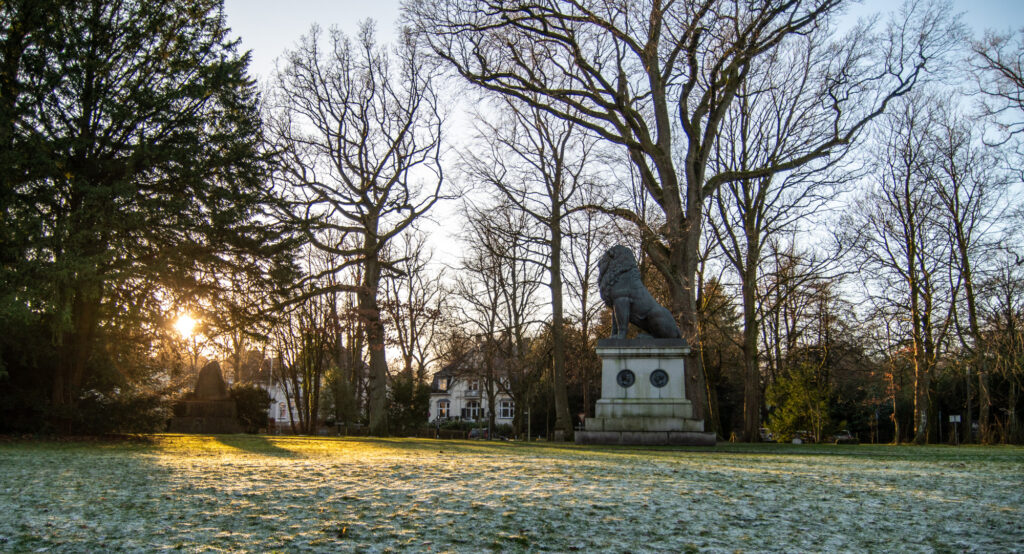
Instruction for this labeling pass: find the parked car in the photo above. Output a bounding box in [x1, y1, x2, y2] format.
[833, 430, 859, 445]
[468, 428, 489, 440]
[793, 430, 816, 444]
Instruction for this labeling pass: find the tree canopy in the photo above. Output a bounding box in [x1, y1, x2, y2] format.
[0, 0, 291, 425]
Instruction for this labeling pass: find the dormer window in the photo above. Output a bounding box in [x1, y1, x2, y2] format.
[438, 377, 449, 391]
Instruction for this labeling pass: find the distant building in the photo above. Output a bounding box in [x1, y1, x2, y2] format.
[266, 380, 298, 429]
[428, 358, 515, 426]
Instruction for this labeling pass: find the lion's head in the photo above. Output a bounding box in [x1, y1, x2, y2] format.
[598, 245, 642, 306]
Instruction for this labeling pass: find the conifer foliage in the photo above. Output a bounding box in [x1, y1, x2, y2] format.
[0, 0, 284, 421]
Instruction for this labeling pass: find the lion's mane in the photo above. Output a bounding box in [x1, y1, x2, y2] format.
[598, 245, 642, 307]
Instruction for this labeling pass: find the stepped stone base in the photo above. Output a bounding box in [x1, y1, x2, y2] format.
[168, 415, 242, 434]
[576, 430, 716, 446]
[583, 415, 705, 433]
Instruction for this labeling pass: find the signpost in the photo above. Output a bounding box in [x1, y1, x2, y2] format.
[949, 415, 962, 446]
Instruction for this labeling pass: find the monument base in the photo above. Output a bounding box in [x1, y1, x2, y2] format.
[575, 338, 715, 446]
[575, 430, 716, 446]
[169, 399, 241, 434]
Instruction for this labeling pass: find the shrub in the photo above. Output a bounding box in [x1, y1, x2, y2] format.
[437, 419, 478, 431]
[73, 388, 171, 434]
[230, 384, 272, 433]
[765, 362, 831, 442]
[388, 376, 431, 435]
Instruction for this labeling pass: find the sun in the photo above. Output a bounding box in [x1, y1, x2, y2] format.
[173, 314, 198, 339]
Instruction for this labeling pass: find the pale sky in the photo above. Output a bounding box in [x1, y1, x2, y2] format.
[223, 0, 1024, 82]
[221, 0, 1024, 267]
[223, 0, 404, 82]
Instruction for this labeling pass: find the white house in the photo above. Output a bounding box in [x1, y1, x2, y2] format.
[428, 362, 515, 425]
[266, 380, 298, 429]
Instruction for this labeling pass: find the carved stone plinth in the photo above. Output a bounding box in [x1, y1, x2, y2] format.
[575, 338, 715, 446]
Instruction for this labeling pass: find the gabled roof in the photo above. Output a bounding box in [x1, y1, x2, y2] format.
[429, 345, 514, 393]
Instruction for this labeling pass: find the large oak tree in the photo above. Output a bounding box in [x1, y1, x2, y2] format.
[408, 0, 961, 420]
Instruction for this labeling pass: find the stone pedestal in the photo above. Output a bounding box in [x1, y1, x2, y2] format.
[168, 400, 241, 434]
[576, 338, 715, 446]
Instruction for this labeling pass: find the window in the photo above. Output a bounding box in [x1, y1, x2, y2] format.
[499, 400, 514, 420]
[278, 402, 287, 419]
[462, 400, 481, 420]
[438, 378, 449, 392]
[437, 399, 450, 419]
[468, 380, 479, 391]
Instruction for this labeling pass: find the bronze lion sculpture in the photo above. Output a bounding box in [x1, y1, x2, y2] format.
[598, 245, 681, 339]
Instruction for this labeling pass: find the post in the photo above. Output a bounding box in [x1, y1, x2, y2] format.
[527, 408, 531, 442]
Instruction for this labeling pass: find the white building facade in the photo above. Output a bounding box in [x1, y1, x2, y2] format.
[428, 365, 515, 425]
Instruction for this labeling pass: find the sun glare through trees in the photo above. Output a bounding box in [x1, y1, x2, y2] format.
[173, 314, 198, 340]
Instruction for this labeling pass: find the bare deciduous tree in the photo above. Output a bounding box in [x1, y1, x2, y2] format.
[382, 230, 448, 383]
[269, 22, 445, 435]
[564, 206, 616, 415]
[453, 203, 544, 436]
[409, 0, 963, 418]
[707, 29, 848, 442]
[972, 28, 1024, 146]
[926, 104, 1012, 443]
[462, 97, 597, 439]
[845, 94, 956, 444]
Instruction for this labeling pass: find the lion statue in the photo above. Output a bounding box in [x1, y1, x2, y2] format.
[598, 245, 681, 339]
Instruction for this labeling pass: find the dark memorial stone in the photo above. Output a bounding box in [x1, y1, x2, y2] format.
[194, 360, 230, 400]
[169, 361, 241, 434]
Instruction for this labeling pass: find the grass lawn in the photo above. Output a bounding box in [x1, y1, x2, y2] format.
[0, 435, 1021, 552]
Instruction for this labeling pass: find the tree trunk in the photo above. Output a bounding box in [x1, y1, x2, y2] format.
[362, 254, 389, 436]
[911, 324, 930, 444]
[891, 382, 901, 445]
[741, 264, 760, 442]
[911, 322, 930, 445]
[53, 288, 101, 408]
[486, 373, 497, 436]
[679, 219, 709, 422]
[958, 235, 982, 444]
[550, 218, 573, 441]
[979, 368, 991, 443]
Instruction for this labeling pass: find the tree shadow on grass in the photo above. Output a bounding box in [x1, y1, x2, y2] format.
[214, 434, 301, 458]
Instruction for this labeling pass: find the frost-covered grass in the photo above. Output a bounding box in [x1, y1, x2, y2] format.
[1, 436, 1021, 552]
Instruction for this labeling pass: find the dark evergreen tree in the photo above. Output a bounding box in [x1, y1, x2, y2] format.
[0, 0, 291, 423]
